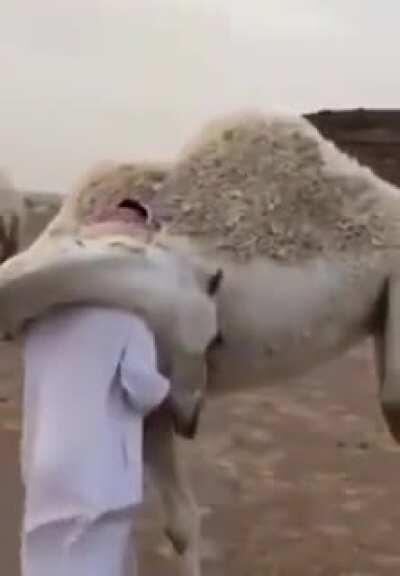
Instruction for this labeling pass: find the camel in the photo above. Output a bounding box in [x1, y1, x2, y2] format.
[1, 111, 400, 574]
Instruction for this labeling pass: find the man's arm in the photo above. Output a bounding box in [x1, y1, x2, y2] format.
[120, 317, 170, 416]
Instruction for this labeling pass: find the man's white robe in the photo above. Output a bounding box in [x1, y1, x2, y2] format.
[21, 305, 169, 576]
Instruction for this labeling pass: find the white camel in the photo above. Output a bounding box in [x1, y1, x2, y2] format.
[1, 111, 400, 575]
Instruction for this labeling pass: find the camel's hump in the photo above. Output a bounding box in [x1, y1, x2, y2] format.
[155, 111, 399, 262]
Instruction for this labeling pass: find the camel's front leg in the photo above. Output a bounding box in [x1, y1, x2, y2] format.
[167, 351, 206, 439]
[376, 274, 400, 443]
[144, 405, 202, 576]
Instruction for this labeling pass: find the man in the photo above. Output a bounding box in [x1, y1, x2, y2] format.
[21, 304, 170, 576]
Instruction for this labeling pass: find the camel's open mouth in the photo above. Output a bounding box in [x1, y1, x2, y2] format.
[117, 198, 162, 231]
[81, 198, 161, 242]
[117, 198, 151, 222]
[92, 197, 159, 228]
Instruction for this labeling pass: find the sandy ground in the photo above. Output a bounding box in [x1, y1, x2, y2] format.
[2, 339, 400, 575]
[5, 119, 400, 575]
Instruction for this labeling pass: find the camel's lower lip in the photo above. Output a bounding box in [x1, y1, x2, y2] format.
[81, 221, 153, 240]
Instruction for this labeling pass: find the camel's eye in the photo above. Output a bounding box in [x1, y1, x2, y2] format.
[118, 198, 150, 222]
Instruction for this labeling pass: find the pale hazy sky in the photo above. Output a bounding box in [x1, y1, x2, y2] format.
[1, 0, 399, 192]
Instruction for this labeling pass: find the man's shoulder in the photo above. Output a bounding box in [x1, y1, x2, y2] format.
[64, 305, 148, 328]
[28, 305, 148, 335]
[70, 306, 156, 351]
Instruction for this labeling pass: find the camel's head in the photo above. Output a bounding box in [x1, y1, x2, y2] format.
[43, 161, 168, 239]
[0, 163, 223, 436]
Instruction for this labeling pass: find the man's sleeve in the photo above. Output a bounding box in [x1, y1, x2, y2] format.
[120, 317, 170, 416]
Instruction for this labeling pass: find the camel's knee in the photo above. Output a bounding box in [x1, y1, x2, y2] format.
[163, 494, 201, 555]
[165, 525, 189, 555]
[165, 504, 200, 555]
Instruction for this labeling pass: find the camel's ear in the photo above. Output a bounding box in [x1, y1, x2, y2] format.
[207, 268, 223, 297]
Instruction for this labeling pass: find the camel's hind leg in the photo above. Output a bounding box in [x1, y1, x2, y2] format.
[375, 275, 400, 443]
[144, 406, 202, 576]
